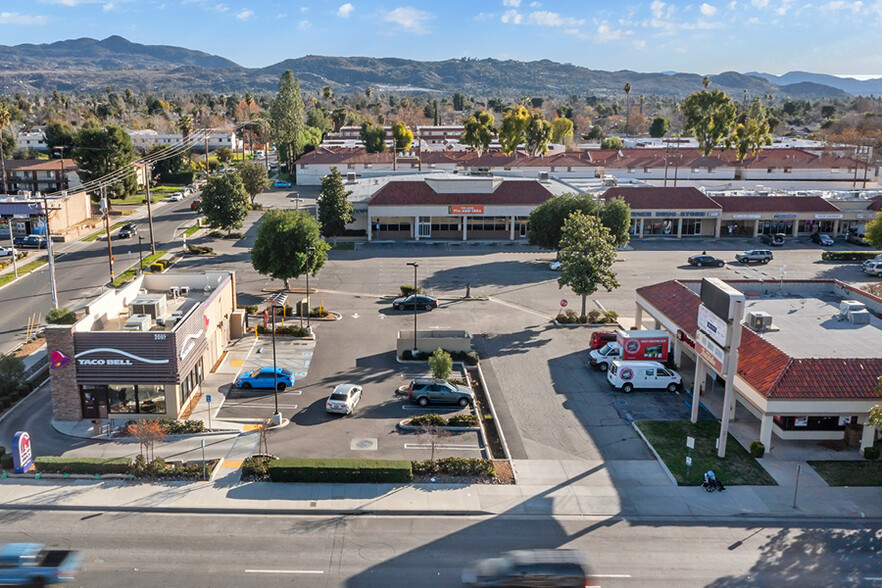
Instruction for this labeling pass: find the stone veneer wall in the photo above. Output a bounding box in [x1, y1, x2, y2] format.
[44, 325, 80, 421]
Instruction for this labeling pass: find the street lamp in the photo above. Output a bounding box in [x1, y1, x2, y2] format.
[305, 246, 315, 334]
[268, 292, 288, 426]
[407, 262, 419, 356]
[137, 234, 144, 276]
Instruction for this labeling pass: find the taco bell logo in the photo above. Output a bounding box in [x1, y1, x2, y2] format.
[50, 350, 71, 369]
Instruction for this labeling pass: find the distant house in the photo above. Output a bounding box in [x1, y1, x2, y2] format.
[16, 131, 48, 152]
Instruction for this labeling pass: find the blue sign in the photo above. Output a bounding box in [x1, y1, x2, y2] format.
[205, 395, 211, 403]
[12, 431, 33, 474]
[680, 211, 707, 217]
[631, 212, 653, 217]
[773, 214, 797, 219]
[655, 212, 678, 217]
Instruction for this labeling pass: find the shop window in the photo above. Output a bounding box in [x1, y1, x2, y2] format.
[681, 219, 703, 235]
[137, 385, 167, 414]
[378, 223, 410, 231]
[767, 168, 775, 173]
[430, 223, 460, 231]
[108, 384, 137, 414]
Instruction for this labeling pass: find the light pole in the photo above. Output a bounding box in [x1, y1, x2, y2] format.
[269, 292, 287, 426]
[137, 234, 144, 276]
[305, 246, 315, 334]
[407, 261, 419, 356]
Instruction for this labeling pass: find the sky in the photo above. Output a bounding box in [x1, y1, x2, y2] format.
[1, 0, 881, 76]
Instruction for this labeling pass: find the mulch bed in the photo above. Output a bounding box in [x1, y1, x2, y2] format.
[413, 460, 515, 485]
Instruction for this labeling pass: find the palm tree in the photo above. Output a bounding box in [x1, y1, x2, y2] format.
[702, 76, 711, 90]
[0, 102, 9, 195]
[176, 115, 195, 169]
[623, 83, 632, 136]
[365, 87, 372, 99]
[323, 86, 333, 102]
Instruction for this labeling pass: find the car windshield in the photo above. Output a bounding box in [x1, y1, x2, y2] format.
[598, 343, 616, 355]
[249, 369, 263, 377]
[330, 392, 349, 401]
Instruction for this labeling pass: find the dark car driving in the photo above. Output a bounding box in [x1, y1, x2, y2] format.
[462, 550, 594, 587]
[687, 254, 725, 267]
[13, 235, 47, 249]
[392, 294, 439, 311]
[760, 233, 785, 246]
[118, 223, 138, 238]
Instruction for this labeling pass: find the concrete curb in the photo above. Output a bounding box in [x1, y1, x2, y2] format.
[551, 321, 623, 328]
[631, 421, 679, 487]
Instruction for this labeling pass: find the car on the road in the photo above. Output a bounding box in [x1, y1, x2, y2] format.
[165, 192, 184, 202]
[687, 254, 725, 267]
[392, 294, 439, 311]
[118, 223, 137, 238]
[549, 260, 562, 271]
[0, 245, 16, 258]
[760, 233, 786, 246]
[13, 235, 47, 249]
[863, 261, 882, 277]
[406, 378, 473, 407]
[190, 199, 202, 211]
[273, 180, 292, 188]
[735, 249, 773, 264]
[234, 366, 295, 391]
[811, 233, 834, 246]
[0, 543, 83, 586]
[325, 384, 363, 415]
[462, 550, 594, 588]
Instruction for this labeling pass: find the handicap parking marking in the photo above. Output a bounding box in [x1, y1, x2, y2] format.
[295, 371, 308, 378]
[230, 359, 243, 367]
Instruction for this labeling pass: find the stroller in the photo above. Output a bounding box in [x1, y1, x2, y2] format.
[702, 470, 725, 492]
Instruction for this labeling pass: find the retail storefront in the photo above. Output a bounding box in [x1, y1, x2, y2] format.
[712, 196, 848, 238]
[604, 187, 723, 239]
[45, 271, 238, 422]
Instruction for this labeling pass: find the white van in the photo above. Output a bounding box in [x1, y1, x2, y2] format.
[607, 360, 682, 393]
[589, 342, 621, 371]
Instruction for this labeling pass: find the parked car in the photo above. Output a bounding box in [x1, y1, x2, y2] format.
[862, 254, 882, 270]
[392, 294, 439, 311]
[165, 192, 184, 202]
[811, 233, 834, 246]
[118, 223, 137, 238]
[326, 384, 363, 415]
[0, 543, 83, 586]
[190, 199, 202, 212]
[274, 180, 292, 188]
[735, 249, 773, 264]
[863, 261, 882, 277]
[13, 235, 47, 249]
[549, 260, 562, 271]
[607, 360, 682, 393]
[462, 550, 594, 588]
[589, 330, 617, 350]
[234, 366, 295, 391]
[760, 233, 786, 246]
[846, 232, 869, 246]
[687, 254, 725, 267]
[0, 245, 16, 258]
[406, 378, 473, 407]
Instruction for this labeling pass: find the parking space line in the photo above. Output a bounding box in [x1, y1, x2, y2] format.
[222, 403, 298, 409]
[401, 405, 464, 412]
[404, 443, 480, 451]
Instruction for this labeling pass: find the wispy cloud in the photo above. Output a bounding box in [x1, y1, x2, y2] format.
[501, 9, 584, 26]
[236, 9, 253, 20]
[383, 7, 433, 34]
[0, 11, 48, 24]
[502, 0, 521, 6]
[337, 3, 354, 18]
[700, 3, 718, 15]
[501, 9, 522, 23]
[298, 19, 311, 29]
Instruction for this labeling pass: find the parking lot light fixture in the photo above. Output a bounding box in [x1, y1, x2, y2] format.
[269, 292, 288, 425]
[407, 262, 419, 355]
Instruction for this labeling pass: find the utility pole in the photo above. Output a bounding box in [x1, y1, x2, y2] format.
[6, 219, 17, 278]
[144, 163, 156, 255]
[102, 186, 115, 283]
[40, 193, 59, 309]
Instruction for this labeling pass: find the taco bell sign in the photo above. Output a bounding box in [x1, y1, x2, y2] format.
[12, 431, 33, 474]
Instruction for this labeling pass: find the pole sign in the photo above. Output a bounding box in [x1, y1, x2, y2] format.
[697, 304, 728, 348]
[560, 299, 568, 307]
[696, 330, 726, 373]
[12, 431, 33, 474]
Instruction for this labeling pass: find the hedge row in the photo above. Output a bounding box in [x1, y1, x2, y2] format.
[34, 457, 131, 475]
[121, 419, 205, 436]
[401, 349, 480, 365]
[556, 309, 619, 324]
[412, 457, 496, 478]
[267, 458, 413, 483]
[821, 250, 882, 261]
[256, 324, 310, 337]
[410, 413, 479, 427]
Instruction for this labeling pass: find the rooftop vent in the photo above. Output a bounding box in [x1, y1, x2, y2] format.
[746, 311, 773, 332]
[839, 300, 865, 318]
[123, 314, 152, 332]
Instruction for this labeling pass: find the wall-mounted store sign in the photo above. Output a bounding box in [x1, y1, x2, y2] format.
[449, 205, 484, 215]
[75, 348, 169, 366]
[707, 211, 720, 217]
[680, 211, 708, 217]
[814, 213, 843, 219]
[631, 212, 653, 217]
[773, 214, 797, 219]
[733, 214, 762, 219]
[655, 211, 678, 217]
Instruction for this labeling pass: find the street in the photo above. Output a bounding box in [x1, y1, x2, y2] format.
[0, 510, 878, 587]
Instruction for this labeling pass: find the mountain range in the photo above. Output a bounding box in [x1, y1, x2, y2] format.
[0, 36, 874, 101]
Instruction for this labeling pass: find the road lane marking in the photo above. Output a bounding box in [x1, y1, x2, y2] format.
[245, 569, 324, 575]
[594, 574, 632, 578]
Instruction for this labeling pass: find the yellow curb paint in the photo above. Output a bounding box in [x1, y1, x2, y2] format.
[242, 424, 262, 431]
[220, 459, 244, 469]
[230, 360, 243, 367]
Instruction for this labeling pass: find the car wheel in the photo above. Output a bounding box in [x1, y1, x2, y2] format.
[717, 261, 725, 267]
[424, 304, 433, 311]
[241, 382, 251, 389]
[393, 304, 399, 310]
[667, 383, 678, 393]
[622, 383, 633, 393]
[696, 262, 703, 267]
[458, 397, 469, 407]
[277, 383, 286, 391]
[418, 397, 429, 407]
[763, 258, 770, 264]
[599, 363, 608, 372]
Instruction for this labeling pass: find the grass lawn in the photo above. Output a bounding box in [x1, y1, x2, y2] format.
[110, 250, 167, 288]
[181, 224, 201, 237]
[82, 221, 127, 242]
[636, 419, 777, 486]
[808, 461, 882, 486]
[331, 242, 355, 250]
[0, 257, 49, 288]
[151, 185, 184, 195]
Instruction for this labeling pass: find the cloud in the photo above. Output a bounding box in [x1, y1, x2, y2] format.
[298, 19, 311, 29]
[37, 0, 102, 5]
[502, 0, 521, 6]
[595, 21, 623, 40]
[526, 10, 585, 26]
[276, 13, 286, 19]
[235, 9, 253, 19]
[0, 11, 48, 24]
[501, 9, 522, 23]
[529, 1, 541, 5]
[383, 7, 433, 34]
[650, 0, 668, 19]
[751, 0, 769, 7]
[823, 0, 863, 10]
[700, 3, 717, 15]
[213, 4, 228, 12]
[337, 3, 353, 17]
[473, 12, 496, 21]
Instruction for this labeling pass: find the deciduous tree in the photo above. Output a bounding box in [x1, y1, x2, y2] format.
[0, 102, 9, 194]
[557, 211, 620, 317]
[250, 209, 329, 289]
[360, 122, 386, 153]
[238, 160, 270, 203]
[270, 70, 305, 180]
[550, 117, 574, 144]
[649, 116, 670, 138]
[317, 167, 355, 239]
[391, 121, 413, 152]
[865, 212, 882, 249]
[498, 105, 530, 154]
[200, 173, 251, 235]
[460, 111, 495, 157]
[681, 89, 737, 156]
[600, 196, 632, 248]
[524, 113, 552, 156]
[73, 122, 137, 201]
[528, 193, 630, 251]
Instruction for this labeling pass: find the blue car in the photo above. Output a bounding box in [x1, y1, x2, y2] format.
[235, 366, 294, 391]
[273, 180, 292, 188]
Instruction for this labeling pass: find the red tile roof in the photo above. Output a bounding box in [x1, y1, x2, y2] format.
[603, 187, 722, 210]
[636, 280, 882, 400]
[368, 179, 555, 207]
[710, 195, 841, 213]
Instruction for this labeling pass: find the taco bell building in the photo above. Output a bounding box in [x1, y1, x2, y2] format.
[45, 271, 241, 423]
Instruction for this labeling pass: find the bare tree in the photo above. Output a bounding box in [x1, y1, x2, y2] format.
[420, 424, 451, 463]
[127, 420, 165, 461]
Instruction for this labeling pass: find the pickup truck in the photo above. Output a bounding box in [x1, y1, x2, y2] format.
[0, 543, 83, 586]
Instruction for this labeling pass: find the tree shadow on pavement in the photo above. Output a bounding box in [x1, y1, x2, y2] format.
[420, 260, 555, 293]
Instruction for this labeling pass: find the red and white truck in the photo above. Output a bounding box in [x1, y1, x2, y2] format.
[589, 329, 671, 371]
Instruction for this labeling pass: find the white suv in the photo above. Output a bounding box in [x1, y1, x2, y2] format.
[864, 261, 882, 277]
